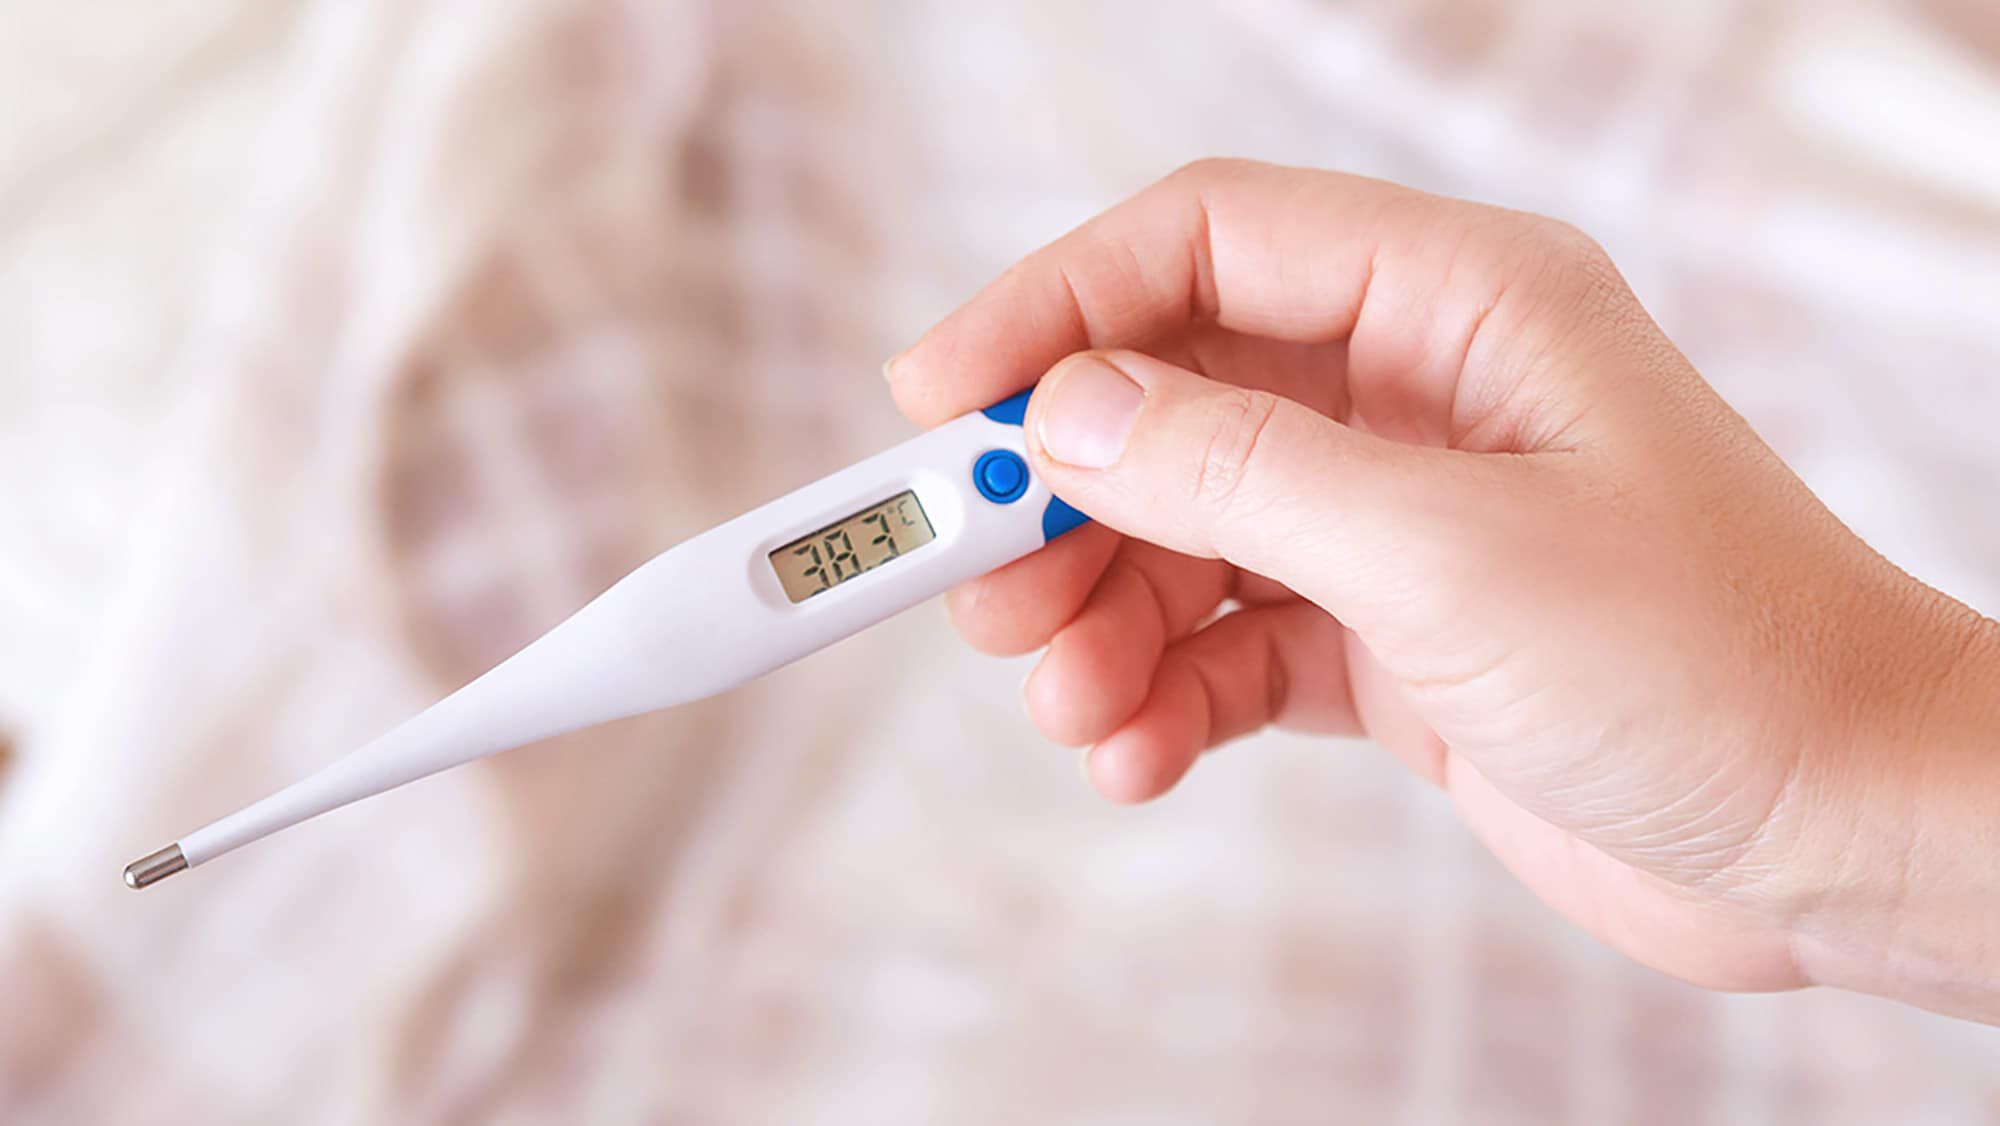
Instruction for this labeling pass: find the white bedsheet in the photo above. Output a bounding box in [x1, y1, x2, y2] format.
[1, 1, 1996, 1120]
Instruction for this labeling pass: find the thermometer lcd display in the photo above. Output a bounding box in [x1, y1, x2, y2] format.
[769, 490, 936, 603]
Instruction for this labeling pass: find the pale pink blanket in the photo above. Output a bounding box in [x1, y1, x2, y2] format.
[1, 1, 1997, 1121]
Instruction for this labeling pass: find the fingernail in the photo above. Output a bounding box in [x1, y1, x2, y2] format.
[1036, 356, 1144, 469]
[882, 350, 908, 381]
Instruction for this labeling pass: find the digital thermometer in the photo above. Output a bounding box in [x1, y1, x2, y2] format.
[122, 389, 1086, 889]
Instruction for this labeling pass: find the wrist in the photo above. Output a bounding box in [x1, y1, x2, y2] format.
[1788, 590, 2000, 1022]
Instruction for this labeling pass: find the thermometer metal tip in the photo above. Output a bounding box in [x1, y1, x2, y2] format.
[123, 844, 187, 890]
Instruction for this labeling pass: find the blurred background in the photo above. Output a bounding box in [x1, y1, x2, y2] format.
[2, 0, 1998, 1121]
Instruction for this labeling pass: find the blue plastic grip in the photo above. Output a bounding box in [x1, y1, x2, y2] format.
[1041, 496, 1089, 541]
[980, 389, 1032, 426]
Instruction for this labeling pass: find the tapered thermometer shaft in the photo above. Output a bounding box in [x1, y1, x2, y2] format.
[124, 390, 1085, 889]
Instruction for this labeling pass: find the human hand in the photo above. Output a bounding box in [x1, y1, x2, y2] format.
[886, 160, 2000, 1023]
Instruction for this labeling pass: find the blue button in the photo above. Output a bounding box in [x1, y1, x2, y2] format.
[973, 449, 1029, 504]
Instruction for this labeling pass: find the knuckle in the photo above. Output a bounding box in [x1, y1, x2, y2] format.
[1193, 388, 1281, 507]
[1525, 214, 1604, 260]
[1513, 215, 1623, 297]
[1472, 214, 1636, 346]
[1166, 156, 1260, 189]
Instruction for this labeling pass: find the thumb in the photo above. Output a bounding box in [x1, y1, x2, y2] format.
[1022, 349, 1537, 632]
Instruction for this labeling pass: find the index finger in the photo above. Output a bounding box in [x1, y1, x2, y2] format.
[885, 159, 1442, 427]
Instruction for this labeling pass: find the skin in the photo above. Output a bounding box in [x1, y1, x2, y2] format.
[885, 160, 2000, 1025]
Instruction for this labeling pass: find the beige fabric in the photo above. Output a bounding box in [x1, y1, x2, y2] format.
[2, 0, 1997, 1121]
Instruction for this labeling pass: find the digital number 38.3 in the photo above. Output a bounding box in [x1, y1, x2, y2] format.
[783, 493, 932, 598]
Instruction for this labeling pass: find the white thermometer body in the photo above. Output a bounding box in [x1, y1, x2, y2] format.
[126, 390, 1086, 887]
